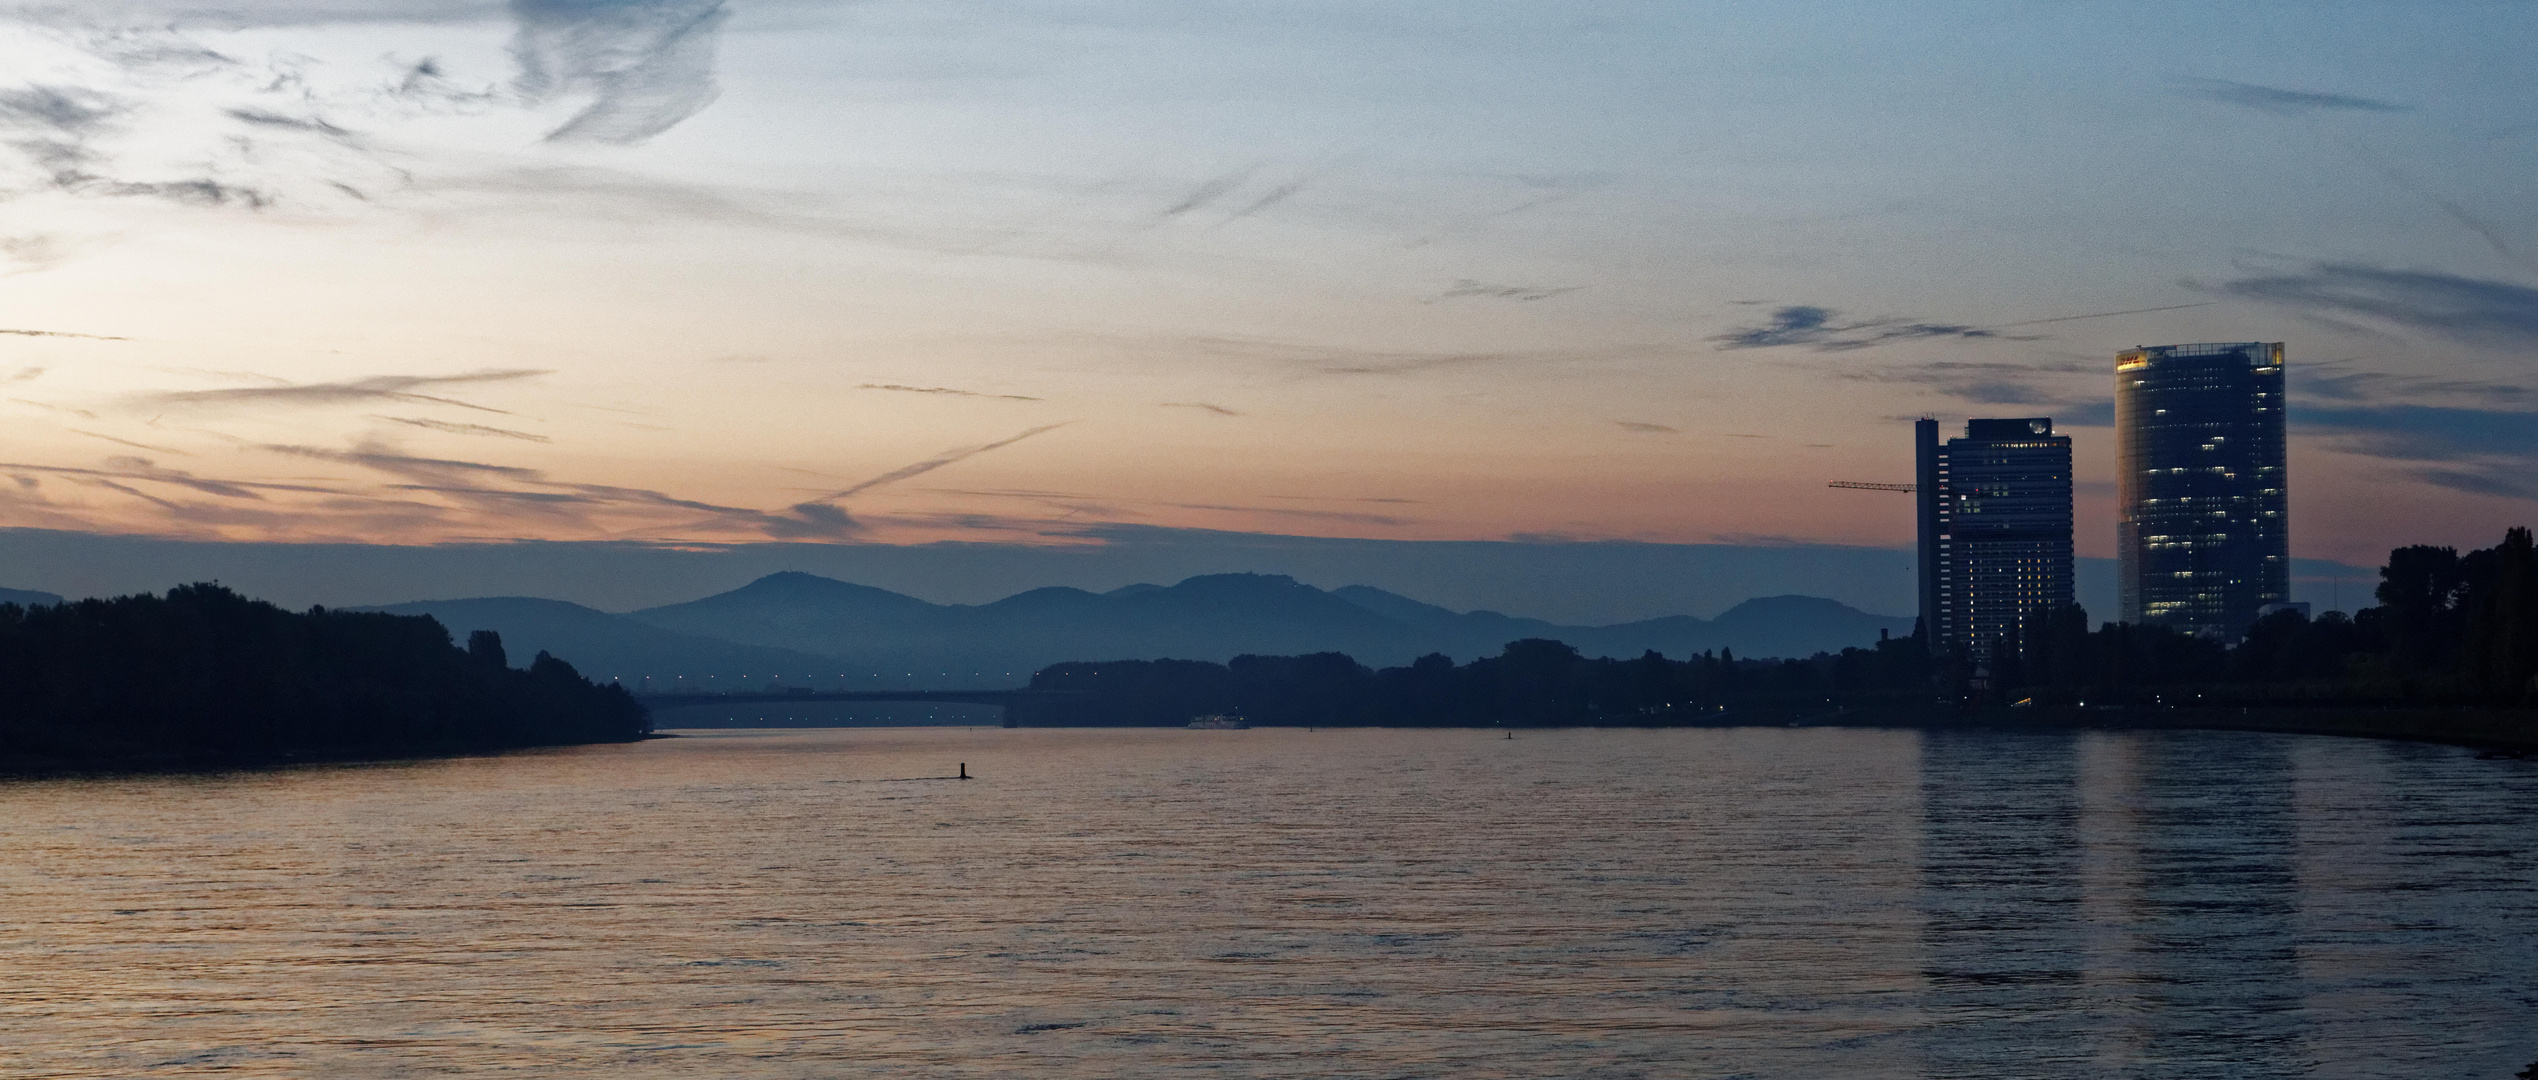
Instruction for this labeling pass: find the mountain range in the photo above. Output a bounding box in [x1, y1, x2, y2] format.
[378, 572, 1913, 688]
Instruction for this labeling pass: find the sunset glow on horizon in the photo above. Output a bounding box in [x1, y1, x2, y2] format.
[3, 1, 2533, 570]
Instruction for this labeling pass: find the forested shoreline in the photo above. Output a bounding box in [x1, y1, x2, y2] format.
[1023, 528, 2538, 730]
[0, 584, 649, 769]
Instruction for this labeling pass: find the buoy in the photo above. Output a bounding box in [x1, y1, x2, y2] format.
[958, 762, 970, 780]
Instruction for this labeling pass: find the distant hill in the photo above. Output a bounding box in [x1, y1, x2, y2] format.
[607, 572, 1914, 682]
[369, 574, 1912, 687]
[0, 586, 62, 607]
[371, 597, 843, 687]
[628, 571, 1415, 682]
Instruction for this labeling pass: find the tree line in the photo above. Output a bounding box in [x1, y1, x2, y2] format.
[1022, 527, 2538, 726]
[0, 583, 649, 766]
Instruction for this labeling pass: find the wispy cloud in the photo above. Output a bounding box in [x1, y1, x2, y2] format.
[2285, 402, 2538, 498]
[1838, 358, 2101, 408]
[140, 369, 546, 412]
[510, 0, 728, 144]
[0, 457, 344, 500]
[2180, 78, 2410, 116]
[1614, 421, 1676, 434]
[260, 441, 541, 480]
[370, 415, 552, 441]
[1717, 299, 2218, 353]
[858, 383, 1042, 402]
[2210, 263, 2538, 347]
[1163, 502, 1413, 527]
[0, 327, 128, 340]
[70, 429, 188, 454]
[1155, 165, 1260, 220]
[1428, 279, 1583, 303]
[1161, 402, 1242, 416]
[10, 398, 97, 420]
[1713, 305, 2009, 352]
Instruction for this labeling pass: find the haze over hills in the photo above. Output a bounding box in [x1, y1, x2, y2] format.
[370, 598, 845, 687]
[0, 587, 62, 608]
[363, 572, 1912, 688]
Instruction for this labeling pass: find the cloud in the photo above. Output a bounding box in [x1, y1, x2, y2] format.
[510, 0, 728, 144]
[2294, 403, 2538, 499]
[0, 85, 126, 135]
[8, 367, 42, 381]
[2210, 263, 2538, 346]
[1428, 279, 1583, 303]
[0, 457, 345, 500]
[260, 441, 542, 481]
[2293, 366, 2538, 409]
[759, 500, 862, 540]
[2298, 404, 2538, 465]
[0, 328, 129, 341]
[370, 415, 552, 441]
[70, 429, 188, 454]
[1161, 402, 1242, 416]
[1713, 304, 2007, 352]
[1614, 421, 1676, 434]
[0, 29, 403, 214]
[1222, 175, 1310, 221]
[2180, 78, 2410, 116]
[1837, 358, 2100, 407]
[1162, 502, 1413, 528]
[12, 3, 506, 29]
[1156, 166, 1259, 220]
[141, 369, 546, 412]
[858, 383, 1042, 402]
[10, 398, 97, 420]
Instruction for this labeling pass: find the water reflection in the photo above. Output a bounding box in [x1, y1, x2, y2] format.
[0, 727, 2530, 1078]
[1911, 729, 2538, 1079]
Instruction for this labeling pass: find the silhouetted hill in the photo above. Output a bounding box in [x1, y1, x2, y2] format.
[0, 586, 62, 608]
[628, 572, 1414, 682]
[372, 597, 841, 686]
[601, 572, 1911, 682]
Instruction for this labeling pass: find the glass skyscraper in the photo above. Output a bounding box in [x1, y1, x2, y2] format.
[1916, 417, 2075, 657]
[2115, 342, 2289, 637]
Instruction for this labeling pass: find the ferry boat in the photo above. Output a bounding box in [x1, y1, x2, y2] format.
[1186, 714, 1249, 730]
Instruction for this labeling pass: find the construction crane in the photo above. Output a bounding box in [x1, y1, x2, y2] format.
[1827, 481, 1915, 492]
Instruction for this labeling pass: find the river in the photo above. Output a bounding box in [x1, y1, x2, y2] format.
[3, 726, 2532, 1078]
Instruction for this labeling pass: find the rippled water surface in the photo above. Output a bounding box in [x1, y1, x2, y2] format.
[4, 726, 2535, 1078]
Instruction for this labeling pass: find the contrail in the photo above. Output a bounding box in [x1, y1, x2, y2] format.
[1986, 302, 2220, 329]
[827, 423, 1072, 500]
[0, 328, 127, 340]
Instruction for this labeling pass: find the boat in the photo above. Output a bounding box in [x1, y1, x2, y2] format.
[1186, 714, 1249, 730]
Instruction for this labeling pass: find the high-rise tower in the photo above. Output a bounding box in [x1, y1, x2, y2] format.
[2115, 343, 2288, 637]
[1917, 417, 2075, 657]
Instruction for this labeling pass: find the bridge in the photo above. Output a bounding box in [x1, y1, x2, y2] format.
[630, 688, 1089, 726]
[631, 689, 1064, 708]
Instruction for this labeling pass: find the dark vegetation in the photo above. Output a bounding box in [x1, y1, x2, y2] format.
[1026, 528, 2538, 727]
[0, 583, 649, 767]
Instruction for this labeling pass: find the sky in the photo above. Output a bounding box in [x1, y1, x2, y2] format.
[0, 1, 2531, 616]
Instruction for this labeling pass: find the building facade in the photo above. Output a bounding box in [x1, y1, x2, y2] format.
[1916, 417, 2075, 657]
[2114, 342, 2289, 637]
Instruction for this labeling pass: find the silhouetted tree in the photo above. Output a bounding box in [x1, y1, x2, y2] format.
[468, 629, 507, 668]
[0, 584, 647, 766]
